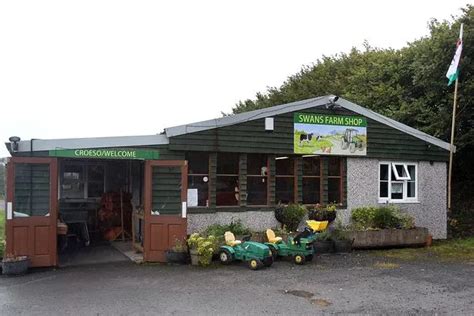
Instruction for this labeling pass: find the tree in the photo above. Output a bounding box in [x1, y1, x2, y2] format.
[231, 5, 474, 221]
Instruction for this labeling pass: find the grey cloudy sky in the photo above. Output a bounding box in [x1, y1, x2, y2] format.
[0, 0, 469, 157]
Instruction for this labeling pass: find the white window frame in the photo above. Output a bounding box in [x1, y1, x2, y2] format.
[391, 163, 411, 180]
[378, 162, 418, 203]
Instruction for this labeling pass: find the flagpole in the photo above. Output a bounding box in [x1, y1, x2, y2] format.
[447, 77, 458, 211]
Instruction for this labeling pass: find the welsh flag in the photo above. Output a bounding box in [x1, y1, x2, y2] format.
[446, 24, 463, 86]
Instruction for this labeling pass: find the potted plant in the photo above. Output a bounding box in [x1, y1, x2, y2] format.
[166, 238, 189, 264]
[308, 203, 337, 223]
[2, 254, 30, 275]
[312, 230, 335, 254]
[187, 233, 217, 266]
[274, 203, 307, 232]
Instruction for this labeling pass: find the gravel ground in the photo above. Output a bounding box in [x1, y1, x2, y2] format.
[0, 251, 473, 315]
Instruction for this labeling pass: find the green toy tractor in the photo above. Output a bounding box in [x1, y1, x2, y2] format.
[218, 231, 274, 270]
[265, 220, 328, 265]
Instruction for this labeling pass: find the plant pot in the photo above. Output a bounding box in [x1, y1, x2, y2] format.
[189, 249, 199, 266]
[165, 251, 189, 264]
[313, 240, 335, 254]
[198, 255, 212, 266]
[309, 209, 337, 223]
[274, 207, 285, 224]
[333, 239, 352, 253]
[2, 257, 29, 276]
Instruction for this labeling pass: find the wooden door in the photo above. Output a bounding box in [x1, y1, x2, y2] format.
[5, 157, 58, 267]
[143, 160, 188, 262]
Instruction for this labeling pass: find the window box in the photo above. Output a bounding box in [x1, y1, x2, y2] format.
[347, 228, 429, 249]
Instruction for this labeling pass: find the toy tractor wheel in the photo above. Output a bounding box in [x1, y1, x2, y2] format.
[263, 256, 274, 268]
[269, 246, 278, 260]
[219, 249, 233, 265]
[305, 254, 314, 262]
[248, 259, 263, 270]
[294, 254, 306, 265]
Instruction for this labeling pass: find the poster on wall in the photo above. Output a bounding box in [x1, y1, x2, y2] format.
[294, 113, 367, 155]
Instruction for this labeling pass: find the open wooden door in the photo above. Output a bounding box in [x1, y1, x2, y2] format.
[143, 160, 188, 262]
[5, 157, 58, 267]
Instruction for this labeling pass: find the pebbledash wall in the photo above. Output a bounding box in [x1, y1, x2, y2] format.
[187, 159, 448, 239]
[345, 158, 447, 239]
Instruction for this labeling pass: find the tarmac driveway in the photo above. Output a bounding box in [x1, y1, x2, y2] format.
[0, 252, 473, 315]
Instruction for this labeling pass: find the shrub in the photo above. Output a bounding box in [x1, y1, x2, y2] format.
[308, 203, 338, 222]
[351, 206, 415, 230]
[187, 233, 218, 266]
[315, 230, 332, 241]
[372, 206, 400, 229]
[274, 203, 307, 232]
[203, 219, 251, 245]
[171, 238, 188, 252]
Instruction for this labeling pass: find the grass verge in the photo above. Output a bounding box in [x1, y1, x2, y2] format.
[372, 237, 474, 262]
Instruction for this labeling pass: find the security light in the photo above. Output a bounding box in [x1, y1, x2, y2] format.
[326, 95, 340, 109]
[328, 95, 339, 104]
[9, 136, 21, 152]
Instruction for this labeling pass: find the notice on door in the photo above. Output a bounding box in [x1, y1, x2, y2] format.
[187, 189, 198, 207]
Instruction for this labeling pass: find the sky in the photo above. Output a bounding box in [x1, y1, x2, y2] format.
[0, 0, 470, 157]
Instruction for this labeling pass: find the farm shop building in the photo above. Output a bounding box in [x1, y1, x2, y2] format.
[4, 96, 452, 267]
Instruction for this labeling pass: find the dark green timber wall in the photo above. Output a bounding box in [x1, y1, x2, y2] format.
[168, 107, 449, 161]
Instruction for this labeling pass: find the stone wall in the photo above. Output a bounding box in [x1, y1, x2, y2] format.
[346, 158, 447, 239]
[187, 211, 279, 234]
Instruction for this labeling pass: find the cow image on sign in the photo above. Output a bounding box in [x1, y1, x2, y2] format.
[294, 113, 367, 156]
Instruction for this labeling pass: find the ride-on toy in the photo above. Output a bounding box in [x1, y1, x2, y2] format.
[265, 220, 328, 265]
[218, 231, 274, 270]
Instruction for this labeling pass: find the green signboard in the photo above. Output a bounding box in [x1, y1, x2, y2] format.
[294, 113, 367, 156]
[49, 148, 160, 160]
[294, 113, 367, 127]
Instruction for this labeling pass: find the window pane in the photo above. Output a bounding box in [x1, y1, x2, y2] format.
[87, 165, 104, 198]
[216, 176, 239, 206]
[328, 178, 341, 203]
[88, 165, 104, 182]
[88, 182, 104, 198]
[303, 157, 320, 175]
[276, 177, 294, 204]
[64, 165, 83, 181]
[186, 152, 209, 174]
[247, 176, 267, 205]
[217, 153, 239, 174]
[380, 181, 389, 198]
[276, 158, 294, 175]
[302, 178, 320, 204]
[380, 164, 389, 181]
[247, 154, 267, 175]
[14, 164, 50, 217]
[63, 164, 84, 199]
[328, 157, 341, 176]
[188, 175, 209, 206]
[391, 182, 403, 199]
[407, 165, 416, 179]
[407, 181, 416, 198]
